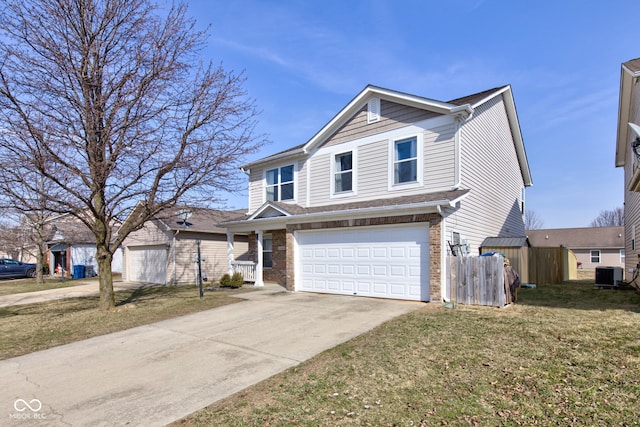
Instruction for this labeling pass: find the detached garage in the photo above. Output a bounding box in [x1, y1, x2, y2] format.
[296, 224, 430, 301]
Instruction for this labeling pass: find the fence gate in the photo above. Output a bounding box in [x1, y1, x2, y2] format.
[447, 255, 506, 307]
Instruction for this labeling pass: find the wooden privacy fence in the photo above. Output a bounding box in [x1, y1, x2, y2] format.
[447, 255, 506, 307]
[528, 247, 568, 285]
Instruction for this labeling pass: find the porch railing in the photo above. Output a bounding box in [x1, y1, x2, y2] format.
[231, 261, 256, 283]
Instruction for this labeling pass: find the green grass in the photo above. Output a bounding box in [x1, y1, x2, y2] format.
[0, 285, 252, 360]
[173, 281, 640, 426]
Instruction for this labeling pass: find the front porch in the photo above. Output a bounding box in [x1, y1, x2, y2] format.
[226, 228, 290, 288]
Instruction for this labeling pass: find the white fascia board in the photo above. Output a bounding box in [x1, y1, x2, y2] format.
[485, 85, 533, 187]
[616, 66, 639, 167]
[470, 85, 510, 108]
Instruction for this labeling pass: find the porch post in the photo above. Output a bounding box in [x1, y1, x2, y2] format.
[226, 230, 234, 275]
[255, 229, 264, 287]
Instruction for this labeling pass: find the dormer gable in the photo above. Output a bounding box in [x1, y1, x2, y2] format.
[248, 202, 292, 220]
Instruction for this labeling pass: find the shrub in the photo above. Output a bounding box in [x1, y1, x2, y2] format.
[219, 273, 232, 287]
[231, 272, 244, 288]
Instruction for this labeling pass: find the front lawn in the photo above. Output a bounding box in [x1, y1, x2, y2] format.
[0, 276, 78, 296]
[174, 281, 640, 426]
[0, 285, 251, 360]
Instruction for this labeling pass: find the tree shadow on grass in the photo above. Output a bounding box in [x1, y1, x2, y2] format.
[517, 280, 640, 313]
[115, 286, 180, 306]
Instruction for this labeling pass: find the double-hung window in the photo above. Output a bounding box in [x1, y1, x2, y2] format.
[393, 137, 418, 184]
[266, 165, 294, 202]
[590, 250, 601, 263]
[334, 151, 353, 193]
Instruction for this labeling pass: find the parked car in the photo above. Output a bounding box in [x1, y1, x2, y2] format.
[0, 258, 37, 279]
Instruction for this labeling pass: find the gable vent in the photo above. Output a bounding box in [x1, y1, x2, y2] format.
[367, 97, 380, 123]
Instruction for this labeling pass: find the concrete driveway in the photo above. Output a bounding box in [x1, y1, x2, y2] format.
[0, 285, 422, 426]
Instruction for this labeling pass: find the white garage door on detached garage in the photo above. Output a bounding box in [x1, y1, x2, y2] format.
[296, 224, 429, 301]
[127, 245, 167, 285]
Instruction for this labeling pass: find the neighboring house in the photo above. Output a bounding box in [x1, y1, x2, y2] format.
[45, 213, 123, 276]
[222, 84, 532, 302]
[526, 227, 625, 270]
[122, 207, 249, 285]
[616, 57, 640, 281]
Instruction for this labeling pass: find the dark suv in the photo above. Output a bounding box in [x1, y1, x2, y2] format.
[0, 258, 37, 279]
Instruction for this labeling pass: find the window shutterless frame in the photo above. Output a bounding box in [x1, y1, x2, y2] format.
[388, 134, 423, 190]
[332, 150, 355, 196]
[265, 164, 295, 202]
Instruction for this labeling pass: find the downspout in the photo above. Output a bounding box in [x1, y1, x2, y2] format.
[452, 107, 474, 190]
[437, 204, 449, 303]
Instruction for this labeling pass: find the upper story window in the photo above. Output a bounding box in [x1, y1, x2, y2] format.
[334, 151, 353, 193]
[394, 137, 418, 184]
[266, 165, 294, 202]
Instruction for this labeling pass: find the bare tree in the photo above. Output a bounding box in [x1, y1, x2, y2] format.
[590, 207, 624, 227]
[525, 209, 544, 230]
[0, 0, 264, 309]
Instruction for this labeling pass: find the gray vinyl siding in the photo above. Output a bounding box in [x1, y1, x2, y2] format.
[323, 100, 439, 148]
[248, 165, 264, 212]
[424, 122, 457, 191]
[357, 139, 388, 198]
[447, 95, 525, 255]
[308, 152, 331, 205]
[307, 118, 457, 206]
[624, 82, 640, 280]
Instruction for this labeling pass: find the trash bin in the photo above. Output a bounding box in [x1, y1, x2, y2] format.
[73, 265, 86, 279]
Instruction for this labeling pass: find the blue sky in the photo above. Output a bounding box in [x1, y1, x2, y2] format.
[186, 0, 639, 229]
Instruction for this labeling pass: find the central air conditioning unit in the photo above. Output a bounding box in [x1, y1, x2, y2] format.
[595, 267, 623, 287]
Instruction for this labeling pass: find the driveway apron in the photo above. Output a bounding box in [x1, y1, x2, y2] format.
[0, 286, 421, 426]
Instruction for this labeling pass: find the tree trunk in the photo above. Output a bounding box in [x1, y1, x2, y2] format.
[96, 244, 115, 310]
[35, 242, 44, 285]
[34, 222, 45, 285]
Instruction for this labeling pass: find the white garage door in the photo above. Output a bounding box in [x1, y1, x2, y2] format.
[127, 246, 167, 285]
[297, 224, 429, 301]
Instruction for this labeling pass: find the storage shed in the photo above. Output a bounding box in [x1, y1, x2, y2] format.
[480, 236, 530, 283]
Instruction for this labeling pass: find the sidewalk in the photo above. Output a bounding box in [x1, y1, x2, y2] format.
[0, 279, 152, 308]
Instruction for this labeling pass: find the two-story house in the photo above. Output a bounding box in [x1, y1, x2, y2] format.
[616, 57, 640, 284]
[222, 84, 532, 302]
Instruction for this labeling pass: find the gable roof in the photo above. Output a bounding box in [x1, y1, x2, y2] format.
[242, 85, 532, 187]
[154, 207, 247, 234]
[526, 226, 624, 249]
[615, 57, 640, 167]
